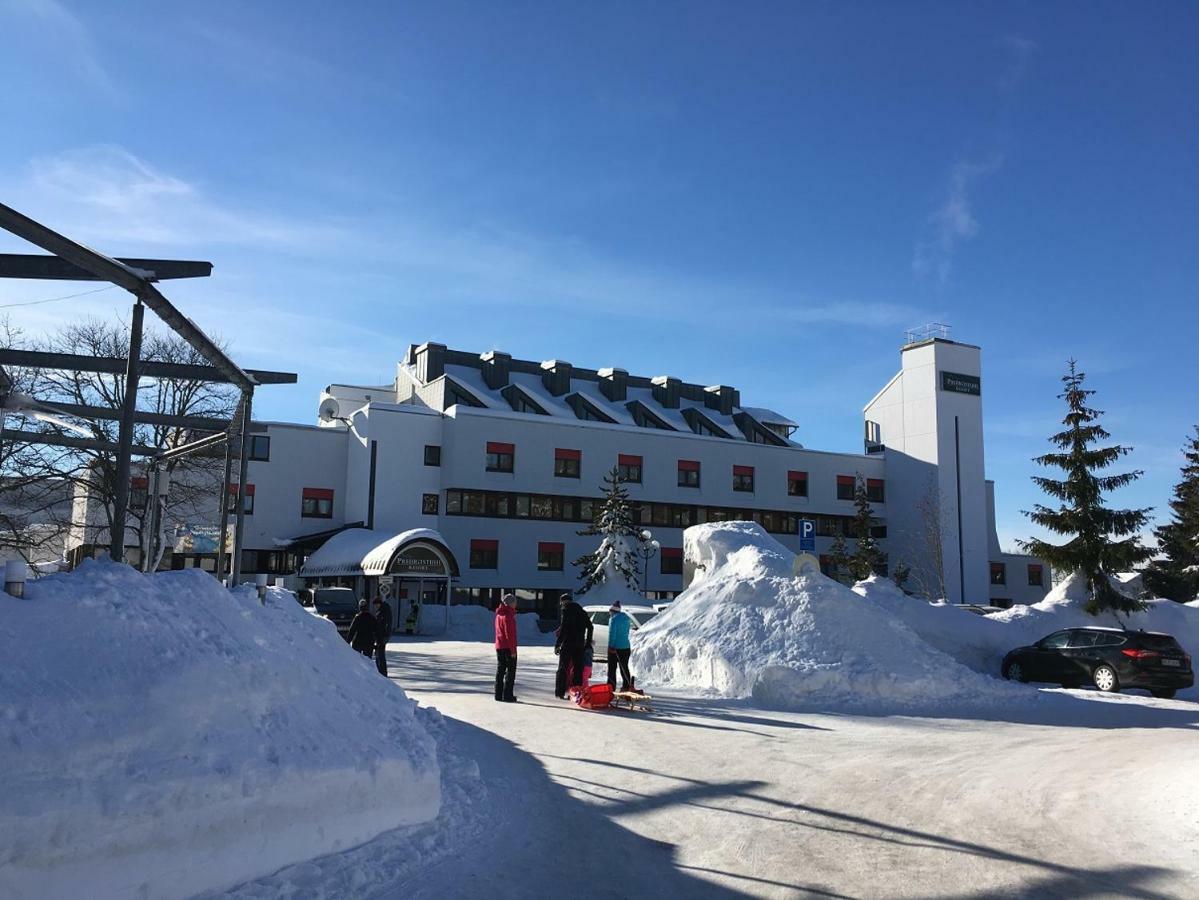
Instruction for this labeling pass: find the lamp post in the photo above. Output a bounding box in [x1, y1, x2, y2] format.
[637, 529, 659, 598]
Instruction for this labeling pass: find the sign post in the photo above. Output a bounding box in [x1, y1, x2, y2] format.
[799, 519, 816, 554]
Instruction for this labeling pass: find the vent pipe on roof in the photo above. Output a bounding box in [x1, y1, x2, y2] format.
[413, 342, 446, 383]
[481, 350, 511, 390]
[598, 367, 628, 402]
[652, 375, 680, 409]
[541, 359, 572, 396]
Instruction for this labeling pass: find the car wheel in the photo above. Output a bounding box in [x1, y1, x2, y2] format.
[1004, 661, 1027, 683]
[1092, 664, 1120, 693]
[1151, 689, 1176, 700]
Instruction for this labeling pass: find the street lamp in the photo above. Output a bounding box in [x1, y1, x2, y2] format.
[637, 529, 659, 598]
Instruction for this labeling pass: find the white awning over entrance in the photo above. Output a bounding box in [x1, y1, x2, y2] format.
[299, 527, 454, 577]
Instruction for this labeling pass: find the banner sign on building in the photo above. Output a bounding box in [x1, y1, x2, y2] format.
[941, 371, 981, 396]
[799, 519, 816, 553]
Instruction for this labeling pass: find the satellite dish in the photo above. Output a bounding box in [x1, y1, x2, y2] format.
[317, 397, 341, 423]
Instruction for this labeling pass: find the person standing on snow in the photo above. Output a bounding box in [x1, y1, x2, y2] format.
[347, 599, 378, 658]
[372, 595, 394, 677]
[494, 593, 519, 703]
[554, 593, 593, 698]
[606, 600, 636, 692]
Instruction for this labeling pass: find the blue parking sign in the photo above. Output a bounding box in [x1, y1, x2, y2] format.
[799, 519, 816, 553]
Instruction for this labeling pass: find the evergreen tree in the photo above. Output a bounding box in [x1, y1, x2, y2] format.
[847, 473, 884, 581]
[1143, 426, 1199, 603]
[572, 466, 643, 595]
[1021, 360, 1152, 615]
[827, 530, 850, 584]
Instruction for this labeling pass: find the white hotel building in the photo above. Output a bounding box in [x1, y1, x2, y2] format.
[188, 333, 1050, 621]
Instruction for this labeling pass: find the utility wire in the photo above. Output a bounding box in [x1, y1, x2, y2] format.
[0, 285, 118, 309]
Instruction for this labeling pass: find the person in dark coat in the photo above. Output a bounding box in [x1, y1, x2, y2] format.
[554, 593, 593, 698]
[347, 599, 378, 658]
[494, 593, 518, 703]
[372, 595, 394, 676]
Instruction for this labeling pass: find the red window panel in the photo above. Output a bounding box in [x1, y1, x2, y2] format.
[302, 487, 333, 500]
[228, 483, 256, 495]
[538, 541, 565, 553]
[131, 476, 148, 489]
[678, 459, 701, 471]
[660, 547, 682, 558]
[836, 475, 855, 486]
[866, 478, 885, 489]
[471, 539, 499, 551]
[486, 441, 515, 454]
[733, 465, 754, 476]
[554, 448, 581, 461]
[618, 453, 642, 466]
[788, 470, 807, 480]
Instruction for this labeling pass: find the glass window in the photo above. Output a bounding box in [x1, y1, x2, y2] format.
[866, 479, 885, 503]
[1039, 632, 1071, 649]
[732, 468, 754, 492]
[618, 455, 642, 483]
[554, 457, 580, 478]
[1068, 631, 1099, 648]
[424, 445, 441, 466]
[590, 611, 610, 627]
[538, 544, 564, 571]
[301, 489, 333, 518]
[661, 551, 683, 575]
[990, 563, 1006, 585]
[469, 541, 498, 569]
[530, 496, 553, 519]
[446, 490, 462, 514]
[422, 493, 439, 515]
[249, 435, 271, 461]
[787, 472, 808, 497]
[678, 461, 700, 488]
[1028, 564, 1043, 587]
[515, 495, 530, 517]
[227, 487, 254, 515]
[486, 450, 514, 472]
[632, 612, 657, 627]
[836, 476, 855, 501]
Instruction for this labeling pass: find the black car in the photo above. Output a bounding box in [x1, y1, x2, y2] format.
[1002, 627, 1193, 698]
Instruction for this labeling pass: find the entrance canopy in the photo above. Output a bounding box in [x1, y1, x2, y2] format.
[299, 527, 459, 578]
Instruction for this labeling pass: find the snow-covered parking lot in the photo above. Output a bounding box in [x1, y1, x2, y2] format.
[230, 638, 1199, 900]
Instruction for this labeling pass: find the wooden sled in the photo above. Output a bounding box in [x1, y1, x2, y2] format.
[611, 690, 653, 712]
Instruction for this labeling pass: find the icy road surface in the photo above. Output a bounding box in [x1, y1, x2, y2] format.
[227, 639, 1199, 900]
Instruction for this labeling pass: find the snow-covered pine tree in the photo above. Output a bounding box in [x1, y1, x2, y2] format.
[1021, 360, 1152, 615]
[1144, 426, 1199, 603]
[827, 530, 850, 584]
[572, 466, 643, 596]
[847, 473, 883, 581]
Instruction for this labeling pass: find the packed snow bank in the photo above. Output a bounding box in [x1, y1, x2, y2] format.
[0, 561, 440, 900]
[854, 573, 1199, 699]
[443, 604, 551, 644]
[635, 522, 1026, 712]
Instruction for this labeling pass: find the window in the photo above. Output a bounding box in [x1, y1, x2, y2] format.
[130, 477, 148, 511]
[554, 448, 581, 478]
[422, 493, 439, 515]
[249, 435, 271, 461]
[618, 453, 643, 484]
[486, 441, 514, 473]
[866, 478, 885, 503]
[589, 610, 610, 627]
[538, 541, 564, 571]
[1068, 631, 1100, 648]
[301, 487, 334, 518]
[1028, 564, 1043, 587]
[469, 539, 498, 569]
[424, 445, 441, 466]
[678, 459, 700, 488]
[836, 475, 855, 501]
[227, 483, 255, 515]
[732, 465, 754, 493]
[787, 470, 808, 497]
[870, 524, 887, 539]
[660, 547, 683, 575]
[990, 562, 1007, 585]
[1039, 631, 1070, 649]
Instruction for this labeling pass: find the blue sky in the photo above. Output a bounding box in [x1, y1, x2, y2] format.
[1, 0, 1195, 550]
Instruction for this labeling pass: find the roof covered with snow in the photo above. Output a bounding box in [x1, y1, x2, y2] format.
[300, 527, 457, 577]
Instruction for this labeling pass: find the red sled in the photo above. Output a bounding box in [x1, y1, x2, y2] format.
[567, 683, 614, 709]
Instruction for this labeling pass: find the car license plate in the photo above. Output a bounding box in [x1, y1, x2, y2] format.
[1162, 658, 1181, 667]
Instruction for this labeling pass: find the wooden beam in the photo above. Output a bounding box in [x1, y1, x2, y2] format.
[0, 349, 297, 385]
[0, 253, 212, 282]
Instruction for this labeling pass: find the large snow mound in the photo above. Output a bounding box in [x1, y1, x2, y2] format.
[0, 561, 441, 900]
[635, 522, 1027, 712]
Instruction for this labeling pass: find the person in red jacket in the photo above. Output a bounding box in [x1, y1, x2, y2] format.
[494, 593, 519, 703]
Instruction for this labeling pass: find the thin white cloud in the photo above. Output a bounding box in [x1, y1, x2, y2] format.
[913, 157, 1002, 286]
[0, 0, 118, 98]
[998, 35, 1038, 93]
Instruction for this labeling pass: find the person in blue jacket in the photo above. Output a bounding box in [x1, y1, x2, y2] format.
[606, 601, 636, 692]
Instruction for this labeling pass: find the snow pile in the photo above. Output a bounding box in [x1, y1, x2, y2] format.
[635, 522, 1024, 712]
[0, 561, 441, 900]
[443, 604, 550, 643]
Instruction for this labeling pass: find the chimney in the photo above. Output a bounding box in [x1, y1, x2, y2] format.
[480, 350, 511, 390]
[540, 359, 572, 396]
[413, 342, 446, 383]
[652, 375, 680, 409]
[704, 384, 738, 416]
[598, 367, 628, 402]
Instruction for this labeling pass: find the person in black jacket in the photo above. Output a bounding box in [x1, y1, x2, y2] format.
[372, 595, 394, 676]
[554, 593, 593, 698]
[347, 599, 378, 658]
